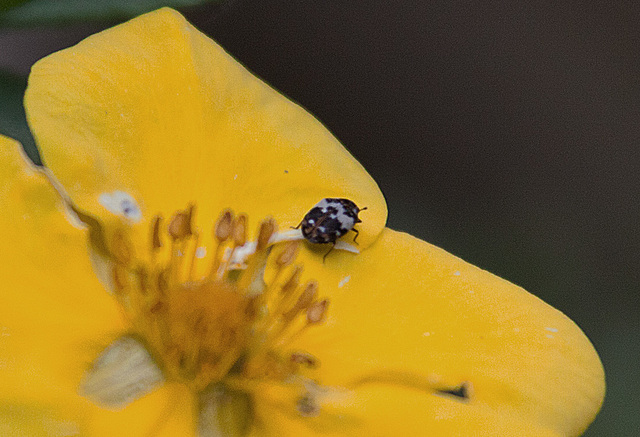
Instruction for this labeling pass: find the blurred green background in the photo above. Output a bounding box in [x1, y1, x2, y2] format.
[1, 1, 637, 435]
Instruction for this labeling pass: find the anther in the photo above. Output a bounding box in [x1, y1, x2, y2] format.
[151, 215, 163, 250]
[306, 299, 329, 325]
[290, 352, 318, 368]
[168, 204, 195, 240]
[284, 282, 318, 321]
[296, 282, 317, 310]
[215, 210, 233, 242]
[276, 242, 299, 267]
[233, 215, 248, 247]
[256, 218, 277, 251]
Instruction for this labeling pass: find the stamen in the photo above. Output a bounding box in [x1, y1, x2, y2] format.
[290, 352, 318, 369]
[210, 210, 234, 279]
[111, 230, 133, 266]
[151, 215, 163, 251]
[96, 205, 330, 403]
[168, 204, 194, 241]
[283, 282, 318, 321]
[215, 210, 233, 242]
[223, 215, 247, 276]
[256, 271, 304, 334]
[236, 218, 277, 296]
[258, 242, 301, 310]
[306, 299, 329, 325]
[276, 241, 299, 267]
[187, 230, 201, 282]
[232, 215, 247, 248]
[256, 218, 277, 251]
[271, 297, 328, 350]
[280, 266, 302, 297]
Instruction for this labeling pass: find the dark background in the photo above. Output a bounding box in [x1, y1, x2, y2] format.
[1, 1, 638, 434]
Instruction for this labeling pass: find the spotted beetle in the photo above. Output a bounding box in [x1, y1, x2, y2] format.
[295, 198, 367, 261]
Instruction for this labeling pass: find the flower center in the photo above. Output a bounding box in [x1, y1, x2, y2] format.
[106, 205, 327, 392]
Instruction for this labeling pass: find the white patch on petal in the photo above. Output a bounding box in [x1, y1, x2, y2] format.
[98, 191, 142, 223]
[274, 229, 305, 242]
[228, 228, 361, 267]
[338, 275, 351, 288]
[79, 336, 163, 410]
[196, 247, 207, 258]
[88, 251, 117, 295]
[545, 327, 559, 333]
[333, 240, 360, 253]
[229, 230, 305, 266]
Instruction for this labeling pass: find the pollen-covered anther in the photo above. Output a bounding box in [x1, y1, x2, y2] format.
[168, 204, 194, 240]
[307, 299, 329, 325]
[283, 281, 318, 321]
[276, 241, 299, 267]
[232, 214, 248, 247]
[256, 217, 277, 251]
[215, 209, 233, 242]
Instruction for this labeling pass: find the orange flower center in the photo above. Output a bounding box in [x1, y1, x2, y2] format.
[106, 205, 328, 393]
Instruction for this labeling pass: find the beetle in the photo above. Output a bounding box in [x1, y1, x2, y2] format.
[295, 198, 367, 261]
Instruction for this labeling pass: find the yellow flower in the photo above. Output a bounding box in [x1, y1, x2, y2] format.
[0, 7, 604, 436]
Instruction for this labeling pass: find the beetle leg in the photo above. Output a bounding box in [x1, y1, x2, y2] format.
[323, 243, 336, 263]
[351, 227, 360, 244]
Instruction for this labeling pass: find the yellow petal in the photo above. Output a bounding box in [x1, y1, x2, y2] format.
[25, 7, 386, 249]
[0, 137, 124, 425]
[276, 229, 605, 436]
[0, 402, 81, 437]
[83, 384, 194, 437]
